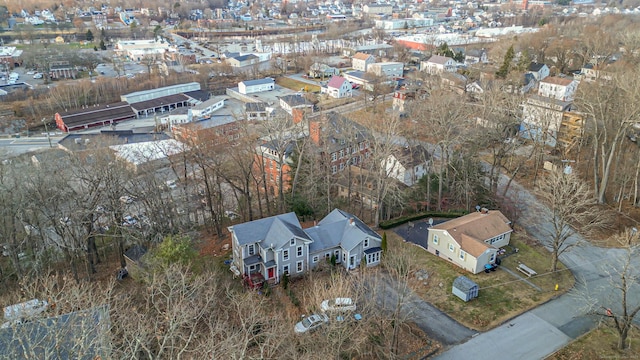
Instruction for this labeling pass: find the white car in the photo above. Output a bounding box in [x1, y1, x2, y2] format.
[33, 73, 43, 79]
[294, 314, 328, 334]
[321, 298, 356, 313]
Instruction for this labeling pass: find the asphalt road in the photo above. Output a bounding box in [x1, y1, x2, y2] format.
[0, 136, 64, 157]
[435, 172, 639, 359]
[369, 273, 477, 346]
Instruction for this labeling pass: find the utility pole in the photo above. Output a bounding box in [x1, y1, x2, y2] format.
[42, 118, 53, 148]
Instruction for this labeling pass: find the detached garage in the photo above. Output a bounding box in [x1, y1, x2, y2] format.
[452, 276, 479, 302]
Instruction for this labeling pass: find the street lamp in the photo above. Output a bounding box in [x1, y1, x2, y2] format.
[41, 118, 53, 148]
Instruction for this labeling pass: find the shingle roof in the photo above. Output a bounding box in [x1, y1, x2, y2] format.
[528, 62, 547, 72]
[430, 211, 512, 256]
[392, 145, 431, 167]
[353, 52, 373, 61]
[230, 212, 306, 247]
[313, 209, 381, 252]
[279, 94, 313, 107]
[327, 75, 347, 89]
[427, 55, 454, 65]
[232, 209, 380, 254]
[541, 76, 574, 86]
[0, 305, 111, 359]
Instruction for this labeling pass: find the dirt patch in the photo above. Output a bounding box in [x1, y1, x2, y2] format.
[197, 228, 232, 258]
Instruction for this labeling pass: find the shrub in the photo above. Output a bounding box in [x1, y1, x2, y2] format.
[378, 211, 468, 229]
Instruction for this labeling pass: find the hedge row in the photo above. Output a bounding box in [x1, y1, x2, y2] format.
[378, 211, 468, 229]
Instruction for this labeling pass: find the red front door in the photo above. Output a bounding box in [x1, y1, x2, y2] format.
[268, 267, 274, 279]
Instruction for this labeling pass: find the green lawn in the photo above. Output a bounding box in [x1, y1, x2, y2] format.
[386, 231, 575, 331]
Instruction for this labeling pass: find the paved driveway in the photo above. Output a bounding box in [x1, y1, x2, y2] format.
[368, 273, 476, 346]
[393, 219, 447, 249]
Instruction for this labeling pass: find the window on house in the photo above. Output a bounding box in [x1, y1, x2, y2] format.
[296, 261, 303, 273]
[325, 253, 331, 261]
[283, 250, 289, 261]
[332, 165, 337, 174]
[290, 238, 295, 246]
[313, 255, 319, 263]
[448, 243, 455, 252]
[334, 249, 340, 262]
[460, 250, 466, 260]
[331, 152, 338, 161]
[283, 265, 289, 275]
[248, 244, 255, 256]
[364, 239, 369, 248]
[490, 253, 495, 262]
[297, 246, 303, 257]
[433, 235, 439, 244]
[339, 163, 345, 171]
[339, 149, 344, 158]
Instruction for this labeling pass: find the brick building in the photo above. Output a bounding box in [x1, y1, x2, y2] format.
[309, 111, 371, 175]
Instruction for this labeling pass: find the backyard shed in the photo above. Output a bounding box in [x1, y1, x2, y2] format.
[452, 276, 479, 302]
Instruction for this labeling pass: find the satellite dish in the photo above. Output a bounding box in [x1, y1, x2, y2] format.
[475, 205, 481, 212]
[428, 218, 433, 227]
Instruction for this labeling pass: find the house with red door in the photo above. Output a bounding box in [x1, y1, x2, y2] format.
[229, 209, 382, 284]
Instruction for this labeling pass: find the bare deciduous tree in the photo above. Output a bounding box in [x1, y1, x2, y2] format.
[536, 170, 610, 271]
[581, 228, 640, 350]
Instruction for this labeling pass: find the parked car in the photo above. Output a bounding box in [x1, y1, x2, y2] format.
[122, 215, 138, 227]
[321, 298, 356, 313]
[224, 210, 240, 220]
[294, 314, 328, 333]
[33, 73, 43, 79]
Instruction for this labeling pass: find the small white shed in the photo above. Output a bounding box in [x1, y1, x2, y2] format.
[452, 276, 479, 302]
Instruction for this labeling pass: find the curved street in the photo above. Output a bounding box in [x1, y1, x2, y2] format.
[435, 172, 637, 359]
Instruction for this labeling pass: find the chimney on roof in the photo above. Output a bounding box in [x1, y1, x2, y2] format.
[481, 208, 489, 214]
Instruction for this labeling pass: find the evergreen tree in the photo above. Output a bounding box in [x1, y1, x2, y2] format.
[86, 29, 94, 42]
[99, 39, 107, 50]
[381, 232, 388, 253]
[517, 49, 531, 72]
[496, 45, 515, 79]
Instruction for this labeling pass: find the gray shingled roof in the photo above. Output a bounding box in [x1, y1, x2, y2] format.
[0, 305, 111, 359]
[231, 212, 306, 247]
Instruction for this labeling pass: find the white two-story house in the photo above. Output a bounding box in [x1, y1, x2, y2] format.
[381, 145, 431, 186]
[321, 76, 352, 98]
[229, 209, 382, 284]
[537, 76, 579, 102]
[351, 53, 375, 72]
[421, 55, 457, 75]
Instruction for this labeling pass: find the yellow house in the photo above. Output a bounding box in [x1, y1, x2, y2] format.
[426, 210, 512, 274]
